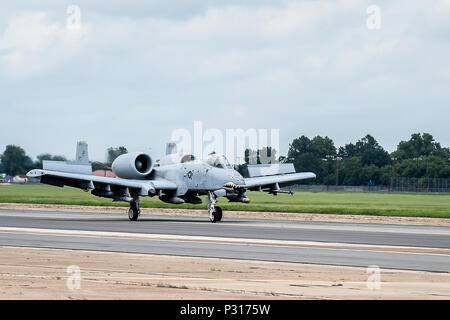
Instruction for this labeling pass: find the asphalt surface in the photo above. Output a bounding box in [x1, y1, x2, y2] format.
[1, 209, 449, 272]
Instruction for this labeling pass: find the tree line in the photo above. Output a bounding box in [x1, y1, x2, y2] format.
[237, 133, 450, 185]
[0, 146, 128, 176]
[1, 133, 450, 185]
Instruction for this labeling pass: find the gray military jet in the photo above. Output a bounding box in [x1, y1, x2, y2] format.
[27, 142, 316, 222]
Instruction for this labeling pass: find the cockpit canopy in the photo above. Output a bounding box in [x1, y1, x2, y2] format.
[206, 154, 233, 169]
[180, 154, 197, 163]
[158, 152, 234, 169]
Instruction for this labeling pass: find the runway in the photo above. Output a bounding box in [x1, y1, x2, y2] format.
[0, 209, 449, 272]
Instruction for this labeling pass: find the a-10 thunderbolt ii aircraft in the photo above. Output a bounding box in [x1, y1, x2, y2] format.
[27, 142, 316, 222]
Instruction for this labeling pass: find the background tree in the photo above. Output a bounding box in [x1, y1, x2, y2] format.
[335, 135, 391, 185]
[393, 133, 450, 160]
[235, 147, 278, 177]
[339, 134, 390, 167]
[287, 135, 336, 184]
[234, 163, 249, 178]
[0, 145, 34, 176]
[338, 157, 363, 185]
[391, 133, 450, 179]
[92, 161, 110, 171]
[106, 146, 128, 165]
[34, 154, 67, 169]
[245, 147, 277, 165]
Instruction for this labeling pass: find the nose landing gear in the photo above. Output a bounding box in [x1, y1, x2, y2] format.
[207, 191, 223, 223]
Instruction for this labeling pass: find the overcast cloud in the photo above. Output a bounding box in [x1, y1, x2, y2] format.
[0, 0, 449, 161]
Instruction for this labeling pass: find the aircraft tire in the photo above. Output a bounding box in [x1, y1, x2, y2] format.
[128, 207, 139, 221]
[211, 206, 223, 223]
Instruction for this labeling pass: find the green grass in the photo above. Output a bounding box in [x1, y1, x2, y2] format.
[0, 184, 450, 218]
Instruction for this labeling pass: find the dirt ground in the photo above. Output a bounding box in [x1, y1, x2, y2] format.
[0, 247, 449, 300]
[1, 203, 449, 226]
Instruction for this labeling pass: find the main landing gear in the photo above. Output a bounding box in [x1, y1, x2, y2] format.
[128, 193, 224, 223]
[207, 191, 223, 223]
[128, 198, 140, 221]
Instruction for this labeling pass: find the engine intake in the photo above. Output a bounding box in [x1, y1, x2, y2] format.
[112, 152, 153, 179]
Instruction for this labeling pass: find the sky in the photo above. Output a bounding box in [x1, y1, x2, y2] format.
[0, 0, 449, 162]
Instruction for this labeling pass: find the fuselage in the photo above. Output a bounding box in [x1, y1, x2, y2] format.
[154, 160, 244, 192]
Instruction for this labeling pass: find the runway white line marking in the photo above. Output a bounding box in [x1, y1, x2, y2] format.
[235, 222, 450, 235]
[1, 210, 449, 235]
[0, 227, 449, 256]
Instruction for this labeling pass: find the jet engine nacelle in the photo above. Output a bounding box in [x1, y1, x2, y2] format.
[112, 152, 153, 179]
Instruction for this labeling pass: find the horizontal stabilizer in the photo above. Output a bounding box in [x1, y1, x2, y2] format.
[43, 160, 92, 175]
[247, 163, 295, 177]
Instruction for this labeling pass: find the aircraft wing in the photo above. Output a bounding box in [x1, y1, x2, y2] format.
[27, 169, 177, 199]
[244, 172, 316, 191]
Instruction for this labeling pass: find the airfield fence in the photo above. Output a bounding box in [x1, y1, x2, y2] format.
[390, 177, 450, 193]
[4, 176, 450, 193]
[288, 177, 450, 193]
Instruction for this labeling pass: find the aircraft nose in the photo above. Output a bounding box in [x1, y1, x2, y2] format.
[223, 181, 245, 191]
[231, 172, 245, 185]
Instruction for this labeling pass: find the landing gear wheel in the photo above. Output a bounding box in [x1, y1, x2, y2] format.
[210, 206, 223, 223]
[215, 206, 223, 222]
[128, 200, 140, 221]
[128, 207, 139, 221]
